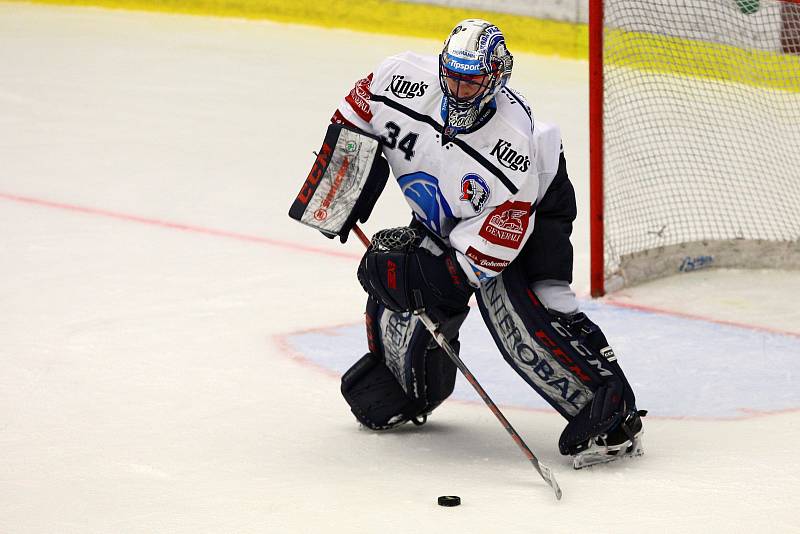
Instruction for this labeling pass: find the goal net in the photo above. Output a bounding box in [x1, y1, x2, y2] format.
[590, 0, 800, 295]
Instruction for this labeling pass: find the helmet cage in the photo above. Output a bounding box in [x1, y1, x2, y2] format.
[438, 20, 513, 132]
[438, 56, 501, 111]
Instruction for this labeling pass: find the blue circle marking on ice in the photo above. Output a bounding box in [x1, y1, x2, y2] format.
[284, 301, 800, 418]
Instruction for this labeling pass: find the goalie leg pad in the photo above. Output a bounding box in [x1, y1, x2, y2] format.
[476, 261, 640, 454]
[552, 310, 641, 455]
[422, 339, 459, 414]
[340, 352, 423, 430]
[340, 299, 467, 430]
[476, 261, 595, 420]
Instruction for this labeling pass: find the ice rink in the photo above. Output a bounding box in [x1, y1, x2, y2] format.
[1, 3, 799, 533]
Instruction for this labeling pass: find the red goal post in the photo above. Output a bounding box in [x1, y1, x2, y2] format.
[589, 0, 800, 297]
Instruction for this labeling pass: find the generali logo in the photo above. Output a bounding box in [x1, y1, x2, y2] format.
[346, 74, 374, 122]
[490, 139, 530, 172]
[385, 75, 428, 99]
[479, 200, 531, 249]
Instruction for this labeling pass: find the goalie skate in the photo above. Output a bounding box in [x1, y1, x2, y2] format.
[572, 410, 646, 470]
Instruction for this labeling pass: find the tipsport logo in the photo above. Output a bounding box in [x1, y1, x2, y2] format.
[385, 75, 428, 99]
[444, 55, 482, 73]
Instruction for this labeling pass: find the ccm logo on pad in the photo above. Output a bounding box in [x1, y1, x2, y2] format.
[479, 200, 531, 249]
[386, 260, 397, 289]
[296, 143, 333, 206]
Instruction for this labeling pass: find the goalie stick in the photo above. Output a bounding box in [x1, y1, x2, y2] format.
[352, 224, 562, 501]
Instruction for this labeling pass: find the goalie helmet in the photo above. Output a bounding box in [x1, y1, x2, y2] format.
[439, 19, 513, 136]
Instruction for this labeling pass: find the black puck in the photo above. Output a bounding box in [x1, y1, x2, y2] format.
[437, 495, 461, 507]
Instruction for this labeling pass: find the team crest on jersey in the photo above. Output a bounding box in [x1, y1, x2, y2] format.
[397, 171, 454, 236]
[385, 75, 428, 99]
[479, 200, 531, 249]
[460, 174, 490, 213]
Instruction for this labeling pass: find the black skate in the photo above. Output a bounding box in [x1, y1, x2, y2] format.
[572, 410, 647, 469]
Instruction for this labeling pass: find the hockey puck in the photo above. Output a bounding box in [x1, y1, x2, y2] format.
[437, 496, 461, 507]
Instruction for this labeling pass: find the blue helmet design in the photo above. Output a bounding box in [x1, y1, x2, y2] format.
[439, 19, 513, 135]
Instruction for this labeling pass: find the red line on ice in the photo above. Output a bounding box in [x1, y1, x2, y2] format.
[0, 192, 362, 261]
[602, 297, 800, 339]
[4, 191, 797, 339]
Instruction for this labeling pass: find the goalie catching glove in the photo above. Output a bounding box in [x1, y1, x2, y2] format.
[357, 227, 473, 319]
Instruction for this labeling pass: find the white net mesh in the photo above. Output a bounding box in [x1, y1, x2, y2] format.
[602, 0, 800, 290]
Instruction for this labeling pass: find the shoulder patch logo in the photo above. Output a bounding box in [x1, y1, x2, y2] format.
[346, 74, 374, 123]
[479, 200, 532, 249]
[460, 173, 490, 213]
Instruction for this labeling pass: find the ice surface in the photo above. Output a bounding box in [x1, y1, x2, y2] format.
[1, 4, 798, 533]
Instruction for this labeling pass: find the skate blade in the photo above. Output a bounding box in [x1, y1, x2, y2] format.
[573, 434, 644, 470]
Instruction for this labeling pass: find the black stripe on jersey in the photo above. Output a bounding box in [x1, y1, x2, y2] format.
[370, 94, 519, 195]
[449, 135, 518, 195]
[503, 88, 534, 127]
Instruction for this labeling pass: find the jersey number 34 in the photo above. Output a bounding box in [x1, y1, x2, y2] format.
[381, 121, 418, 161]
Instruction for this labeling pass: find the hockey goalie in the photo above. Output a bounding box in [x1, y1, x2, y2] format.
[290, 18, 646, 469]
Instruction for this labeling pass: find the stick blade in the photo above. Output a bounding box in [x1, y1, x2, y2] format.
[535, 460, 563, 500]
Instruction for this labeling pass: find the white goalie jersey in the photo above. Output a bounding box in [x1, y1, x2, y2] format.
[333, 51, 564, 285]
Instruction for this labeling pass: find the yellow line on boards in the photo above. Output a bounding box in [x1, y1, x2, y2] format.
[13, 0, 798, 92]
[10, 0, 589, 59]
[607, 28, 800, 94]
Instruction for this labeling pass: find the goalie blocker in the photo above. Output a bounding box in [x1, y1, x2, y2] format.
[288, 123, 389, 243]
